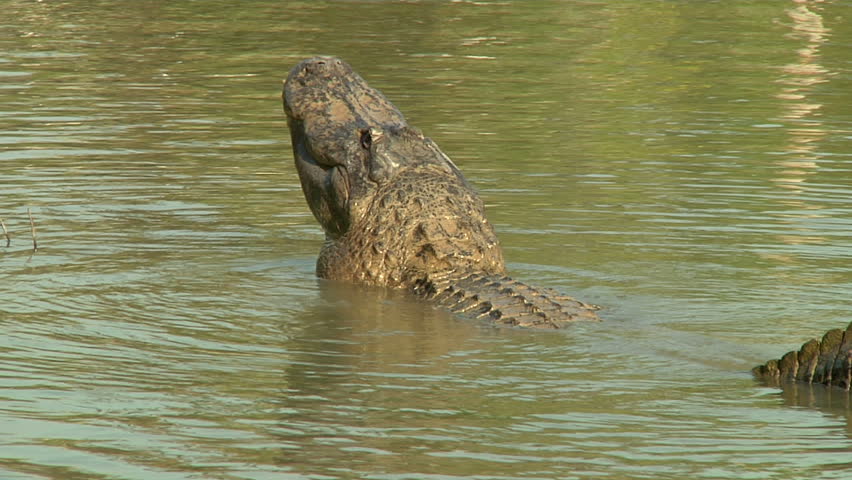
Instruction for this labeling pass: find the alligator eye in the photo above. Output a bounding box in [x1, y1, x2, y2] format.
[359, 129, 372, 150]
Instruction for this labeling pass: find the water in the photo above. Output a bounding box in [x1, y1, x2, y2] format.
[2, 0, 852, 478]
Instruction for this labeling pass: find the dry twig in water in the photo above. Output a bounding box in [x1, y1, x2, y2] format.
[0, 218, 9, 248]
[28, 208, 38, 251]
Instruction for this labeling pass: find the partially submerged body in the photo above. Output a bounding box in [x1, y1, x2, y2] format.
[753, 321, 852, 391]
[283, 56, 599, 328]
[282, 56, 849, 390]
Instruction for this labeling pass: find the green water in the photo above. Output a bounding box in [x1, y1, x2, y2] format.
[2, 1, 852, 478]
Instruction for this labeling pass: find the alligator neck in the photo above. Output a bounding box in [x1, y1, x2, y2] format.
[317, 166, 505, 288]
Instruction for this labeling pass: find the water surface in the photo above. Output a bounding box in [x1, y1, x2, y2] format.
[2, 1, 852, 479]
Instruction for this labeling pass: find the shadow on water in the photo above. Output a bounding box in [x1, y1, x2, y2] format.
[281, 280, 483, 387]
[275, 281, 496, 472]
[757, 381, 852, 440]
[777, 382, 852, 414]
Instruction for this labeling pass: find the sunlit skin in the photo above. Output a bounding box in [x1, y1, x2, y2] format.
[283, 57, 601, 328]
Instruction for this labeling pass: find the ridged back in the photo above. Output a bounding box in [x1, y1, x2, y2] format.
[753, 321, 852, 390]
[413, 271, 602, 329]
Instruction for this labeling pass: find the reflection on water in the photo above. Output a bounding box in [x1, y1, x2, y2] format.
[771, 0, 831, 245]
[2, 1, 852, 479]
[764, 0, 848, 294]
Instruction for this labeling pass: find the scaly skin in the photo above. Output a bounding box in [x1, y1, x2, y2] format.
[283, 57, 600, 328]
[753, 321, 852, 390]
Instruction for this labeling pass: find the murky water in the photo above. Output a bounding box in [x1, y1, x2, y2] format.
[3, 1, 852, 478]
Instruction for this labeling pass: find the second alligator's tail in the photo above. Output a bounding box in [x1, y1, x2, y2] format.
[753, 321, 852, 390]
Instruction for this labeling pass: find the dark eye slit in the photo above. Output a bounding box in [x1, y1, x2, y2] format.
[359, 129, 372, 150]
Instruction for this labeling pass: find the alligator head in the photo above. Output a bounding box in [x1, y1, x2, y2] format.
[283, 56, 465, 241]
[283, 57, 504, 287]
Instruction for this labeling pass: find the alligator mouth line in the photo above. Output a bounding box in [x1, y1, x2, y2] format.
[292, 130, 320, 170]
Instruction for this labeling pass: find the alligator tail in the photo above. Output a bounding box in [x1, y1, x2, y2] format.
[413, 272, 602, 329]
[753, 321, 852, 390]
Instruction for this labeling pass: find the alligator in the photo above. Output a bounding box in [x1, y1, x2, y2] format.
[282, 56, 851, 391]
[283, 56, 600, 329]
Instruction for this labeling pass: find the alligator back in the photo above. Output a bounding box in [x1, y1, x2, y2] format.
[414, 271, 601, 329]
